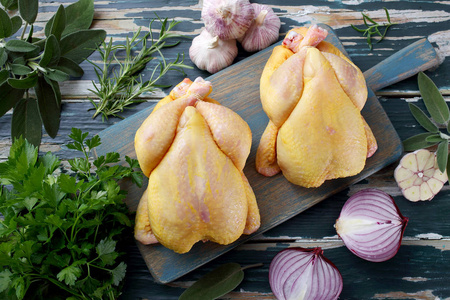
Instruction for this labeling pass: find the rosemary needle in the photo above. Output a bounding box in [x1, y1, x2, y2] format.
[88, 16, 192, 121]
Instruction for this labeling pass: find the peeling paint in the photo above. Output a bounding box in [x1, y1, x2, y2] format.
[373, 289, 439, 299]
[402, 277, 429, 282]
[416, 233, 444, 240]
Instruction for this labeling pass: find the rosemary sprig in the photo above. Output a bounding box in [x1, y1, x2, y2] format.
[351, 7, 396, 50]
[88, 16, 192, 121]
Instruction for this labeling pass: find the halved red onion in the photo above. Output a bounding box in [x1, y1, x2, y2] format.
[335, 188, 409, 262]
[269, 247, 343, 300]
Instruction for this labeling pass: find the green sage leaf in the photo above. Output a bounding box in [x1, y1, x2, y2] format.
[18, 0, 38, 24]
[40, 35, 61, 67]
[11, 97, 42, 147]
[408, 103, 438, 133]
[0, 47, 7, 66]
[62, 0, 94, 36]
[7, 72, 38, 89]
[10, 16, 22, 35]
[179, 263, 244, 300]
[0, 82, 24, 117]
[5, 40, 39, 53]
[45, 5, 66, 41]
[35, 76, 61, 138]
[436, 140, 448, 173]
[418, 71, 449, 124]
[0, 8, 12, 38]
[10, 63, 32, 75]
[447, 153, 450, 183]
[425, 133, 445, 143]
[0, 69, 8, 85]
[60, 29, 106, 64]
[403, 132, 439, 152]
[1, 0, 18, 10]
[54, 56, 84, 77]
[45, 69, 70, 82]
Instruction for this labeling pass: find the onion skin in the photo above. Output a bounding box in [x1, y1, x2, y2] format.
[335, 188, 409, 262]
[269, 247, 343, 300]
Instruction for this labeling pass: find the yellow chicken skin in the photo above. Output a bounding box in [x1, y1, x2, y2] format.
[134, 77, 260, 253]
[256, 25, 378, 188]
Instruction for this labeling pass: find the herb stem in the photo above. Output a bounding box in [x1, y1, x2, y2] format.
[20, 22, 29, 40]
[241, 263, 264, 271]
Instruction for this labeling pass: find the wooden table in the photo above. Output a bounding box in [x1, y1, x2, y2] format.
[1, 0, 450, 299]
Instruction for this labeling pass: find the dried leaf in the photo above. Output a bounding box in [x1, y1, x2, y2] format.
[418, 72, 449, 124]
[408, 103, 438, 133]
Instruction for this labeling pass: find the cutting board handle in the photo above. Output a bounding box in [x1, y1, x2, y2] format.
[363, 38, 440, 92]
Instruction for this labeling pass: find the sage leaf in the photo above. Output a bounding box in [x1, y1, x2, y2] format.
[62, 0, 94, 36]
[45, 69, 70, 82]
[60, 29, 106, 64]
[447, 153, 450, 182]
[11, 98, 42, 146]
[40, 35, 61, 67]
[408, 103, 438, 133]
[55, 57, 84, 77]
[10, 64, 32, 75]
[0, 69, 8, 85]
[425, 133, 445, 143]
[436, 140, 448, 173]
[5, 40, 39, 53]
[418, 71, 449, 124]
[7, 72, 38, 89]
[0, 47, 7, 66]
[18, 0, 38, 24]
[0, 82, 24, 117]
[1, 0, 18, 10]
[35, 76, 61, 138]
[402, 132, 439, 152]
[179, 263, 244, 300]
[10, 16, 22, 35]
[0, 8, 12, 38]
[45, 5, 66, 41]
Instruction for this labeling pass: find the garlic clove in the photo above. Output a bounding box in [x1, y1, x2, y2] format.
[201, 0, 255, 40]
[239, 4, 281, 52]
[189, 28, 238, 74]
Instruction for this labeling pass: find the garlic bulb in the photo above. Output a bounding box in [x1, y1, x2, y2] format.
[239, 4, 281, 52]
[189, 28, 238, 74]
[201, 0, 255, 40]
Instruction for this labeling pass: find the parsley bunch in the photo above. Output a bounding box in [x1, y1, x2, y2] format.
[0, 128, 143, 299]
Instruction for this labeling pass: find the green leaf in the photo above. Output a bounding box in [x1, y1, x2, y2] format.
[7, 72, 38, 89]
[436, 140, 448, 173]
[402, 132, 439, 152]
[1, 0, 18, 10]
[111, 212, 132, 227]
[60, 29, 106, 64]
[10, 63, 32, 75]
[5, 40, 39, 53]
[57, 264, 82, 286]
[96, 238, 116, 257]
[10, 16, 22, 35]
[35, 76, 61, 139]
[39, 151, 60, 173]
[408, 103, 439, 133]
[0, 69, 8, 85]
[45, 5, 66, 41]
[0, 8, 12, 39]
[45, 69, 70, 82]
[11, 98, 42, 147]
[58, 173, 77, 194]
[54, 57, 84, 77]
[69, 127, 88, 144]
[111, 261, 126, 286]
[425, 134, 444, 143]
[0, 47, 7, 66]
[179, 263, 244, 300]
[0, 269, 12, 293]
[0, 83, 24, 117]
[40, 35, 60, 67]
[18, 0, 38, 24]
[62, 0, 94, 36]
[418, 72, 449, 124]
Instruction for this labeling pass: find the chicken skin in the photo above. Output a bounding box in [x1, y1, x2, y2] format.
[134, 78, 260, 253]
[256, 25, 377, 188]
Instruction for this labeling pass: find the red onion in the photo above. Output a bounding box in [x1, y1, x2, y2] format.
[335, 188, 408, 262]
[269, 247, 343, 300]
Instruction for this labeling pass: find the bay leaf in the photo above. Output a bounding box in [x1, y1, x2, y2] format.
[408, 103, 438, 133]
[0, 82, 24, 117]
[11, 98, 42, 147]
[10, 16, 22, 36]
[0, 8, 12, 38]
[403, 132, 439, 152]
[7, 72, 38, 89]
[179, 263, 244, 300]
[60, 29, 106, 64]
[436, 140, 448, 173]
[45, 5, 66, 41]
[35, 75, 61, 138]
[54, 57, 84, 77]
[5, 40, 39, 53]
[18, 0, 38, 24]
[418, 71, 449, 125]
[40, 35, 61, 67]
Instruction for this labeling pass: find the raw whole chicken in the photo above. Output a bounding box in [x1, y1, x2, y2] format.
[134, 77, 260, 254]
[256, 25, 377, 188]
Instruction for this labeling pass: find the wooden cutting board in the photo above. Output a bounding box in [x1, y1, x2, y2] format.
[94, 24, 438, 283]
